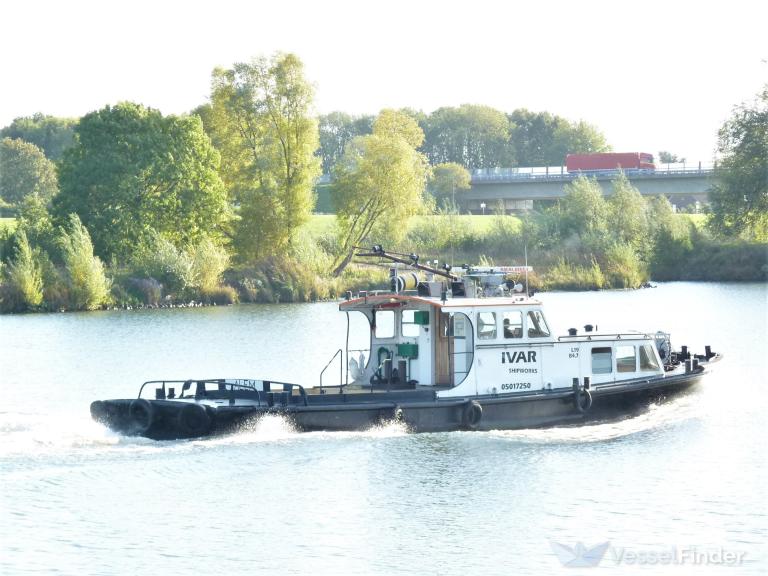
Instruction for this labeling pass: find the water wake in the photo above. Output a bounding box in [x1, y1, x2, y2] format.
[0, 410, 412, 459]
[0, 391, 698, 458]
[487, 392, 701, 444]
[0, 411, 127, 457]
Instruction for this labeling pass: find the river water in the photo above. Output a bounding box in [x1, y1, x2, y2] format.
[0, 282, 766, 575]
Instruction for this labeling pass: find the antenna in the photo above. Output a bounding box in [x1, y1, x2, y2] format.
[524, 243, 529, 297]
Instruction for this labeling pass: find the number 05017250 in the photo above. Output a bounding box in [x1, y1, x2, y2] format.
[501, 382, 531, 390]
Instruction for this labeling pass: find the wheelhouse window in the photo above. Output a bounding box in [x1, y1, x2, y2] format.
[592, 347, 612, 374]
[616, 345, 637, 373]
[527, 310, 550, 338]
[374, 310, 395, 339]
[503, 311, 523, 339]
[477, 311, 497, 340]
[639, 344, 660, 371]
[401, 310, 420, 338]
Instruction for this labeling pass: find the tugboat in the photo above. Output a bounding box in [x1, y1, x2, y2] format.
[91, 247, 720, 440]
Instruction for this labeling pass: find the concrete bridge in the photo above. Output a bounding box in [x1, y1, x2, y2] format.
[462, 164, 716, 212]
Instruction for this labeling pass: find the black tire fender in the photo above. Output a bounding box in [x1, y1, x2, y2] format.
[392, 405, 404, 422]
[462, 400, 483, 430]
[574, 389, 593, 413]
[128, 398, 155, 434]
[177, 403, 211, 437]
[90, 400, 106, 422]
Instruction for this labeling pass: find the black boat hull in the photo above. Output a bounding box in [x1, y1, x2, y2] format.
[91, 369, 706, 441]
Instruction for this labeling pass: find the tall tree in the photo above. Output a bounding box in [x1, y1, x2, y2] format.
[708, 85, 768, 240]
[551, 119, 610, 160]
[207, 53, 321, 261]
[331, 110, 430, 275]
[509, 109, 609, 166]
[421, 104, 514, 169]
[1, 114, 76, 160]
[427, 162, 471, 209]
[318, 112, 373, 175]
[607, 172, 650, 253]
[55, 102, 228, 260]
[0, 138, 58, 210]
[508, 109, 568, 166]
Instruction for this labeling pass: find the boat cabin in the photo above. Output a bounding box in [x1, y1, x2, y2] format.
[339, 293, 667, 399]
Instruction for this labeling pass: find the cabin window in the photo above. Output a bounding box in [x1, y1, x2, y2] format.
[401, 310, 421, 338]
[592, 347, 612, 374]
[640, 344, 660, 371]
[477, 311, 497, 340]
[527, 310, 550, 338]
[503, 311, 523, 339]
[374, 310, 395, 339]
[616, 345, 637, 372]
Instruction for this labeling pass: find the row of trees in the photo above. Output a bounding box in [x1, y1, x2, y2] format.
[318, 105, 609, 175]
[0, 52, 765, 312]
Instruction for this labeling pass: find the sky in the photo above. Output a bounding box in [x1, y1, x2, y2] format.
[1, 0, 766, 164]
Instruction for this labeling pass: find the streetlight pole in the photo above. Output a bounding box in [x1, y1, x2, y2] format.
[480, 202, 486, 215]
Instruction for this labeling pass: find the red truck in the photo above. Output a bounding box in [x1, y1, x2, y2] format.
[566, 152, 655, 172]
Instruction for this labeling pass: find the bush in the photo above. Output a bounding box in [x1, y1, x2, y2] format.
[201, 285, 239, 305]
[191, 238, 230, 295]
[4, 230, 43, 310]
[601, 243, 648, 288]
[131, 232, 193, 295]
[127, 277, 163, 306]
[60, 214, 111, 310]
[544, 258, 605, 290]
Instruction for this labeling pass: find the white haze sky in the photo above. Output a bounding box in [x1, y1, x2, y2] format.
[1, 0, 766, 164]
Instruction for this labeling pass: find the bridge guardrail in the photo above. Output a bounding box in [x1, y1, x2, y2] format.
[470, 164, 715, 183]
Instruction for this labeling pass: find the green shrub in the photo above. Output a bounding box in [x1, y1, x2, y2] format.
[3, 230, 43, 311]
[131, 232, 193, 295]
[201, 285, 239, 305]
[601, 243, 648, 288]
[544, 258, 605, 290]
[60, 214, 111, 310]
[191, 238, 230, 295]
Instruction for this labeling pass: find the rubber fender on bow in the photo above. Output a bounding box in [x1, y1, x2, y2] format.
[128, 398, 155, 434]
[462, 400, 483, 430]
[392, 405, 404, 422]
[574, 389, 593, 414]
[176, 403, 211, 437]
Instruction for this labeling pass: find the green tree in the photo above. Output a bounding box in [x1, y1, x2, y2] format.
[509, 109, 609, 166]
[207, 53, 321, 261]
[55, 102, 228, 260]
[422, 104, 514, 168]
[607, 172, 650, 252]
[0, 138, 58, 209]
[1, 114, 76, 160]
[427, 162, 471, 209]
[16, 194, 57, 254]
[318, 112, 374, 174]
[551, 119, 610, 160]
[509, 109, 569, 166]
[559, 176, 609, 239]
[647, 196, 694, 278]
[59, 214, 110, 310]
[708, 85, 768, 240]
[331, 110, 430, 275]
